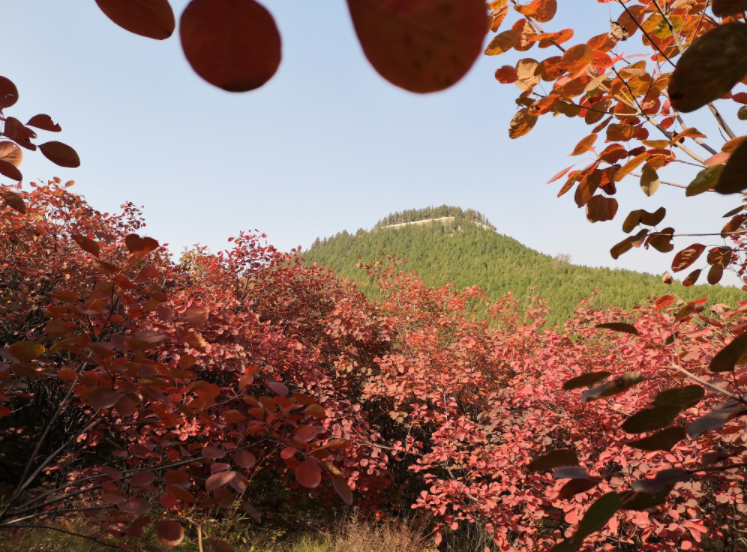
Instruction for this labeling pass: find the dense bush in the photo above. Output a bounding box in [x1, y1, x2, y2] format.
[1, 184, 746, 551]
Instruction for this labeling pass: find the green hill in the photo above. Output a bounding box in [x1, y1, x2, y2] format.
[304, 206, 744, 327]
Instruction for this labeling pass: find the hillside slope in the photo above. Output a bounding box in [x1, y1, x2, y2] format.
[304, 207, 744, 327]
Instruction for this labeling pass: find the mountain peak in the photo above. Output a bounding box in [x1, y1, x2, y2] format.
[374, 206, 495, 232]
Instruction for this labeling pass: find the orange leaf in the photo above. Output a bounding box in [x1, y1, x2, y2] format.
[654, 295, 675, 311]
[509, 108, 538, 139]
[559, 44, 593, 77]
[125, 234, 160, 254]
[95, 0, 175, 39]
[0, 142, 23, 167]
[485, 30, 518, 56]
[571, 134, 597, 156]
[347, 0, 487, 93]
[672, 244, 706, 272]
[72, 234, 101, 257]
[9, 341, 45, 362]
[494, 66, 518, 84]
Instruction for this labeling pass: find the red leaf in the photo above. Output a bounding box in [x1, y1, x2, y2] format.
[39, 142, 81, 168]
[346, 0, 487, 93]
[156, 520, 184, 547]
[202, 446, 227, 459]
[241, 501, 261, 523]
[26, 114, 61, 132]
[233, 449, 256, 469]
[180, 0, 281, 92]
[495, 65, 518, 84]
[331, 475, 354, 505]
[295, 459, 322, 488]
[654, 295, 675, 311]
[88, 388, 122, 410]
[267, 381, 289, 397]
[0, 160, 22, 182]
[208, 537, 236, 552]
[0, 77, 19, 108]
[206, 470, 239, 492]
[95, 0, 175, 40]
[3, 118, 36, 150]
[184, 305, 209, 327]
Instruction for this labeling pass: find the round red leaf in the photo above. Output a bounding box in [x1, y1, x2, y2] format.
[346, 0, 487, 93]
[180, 0, 282, 92]
[0, 77, 19, 108]
[156, 520, 184, 547]
[39, 141, 81, 168]
[295, 459, 322, 488]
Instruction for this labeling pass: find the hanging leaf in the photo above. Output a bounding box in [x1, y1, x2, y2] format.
[621, 405, 682, 434]
[95, 0, 175, 39]
[586, 195, 617, 223]
[495, 65, 518, 84]
[3, 118, 35, 150]
[180, 0, 282, 92]
[206, 471, 239, 492]
[0, 160, 22, 182]
[669, 23, 747, 113]
[515, 58, 540, 90]
[509, 108, 538, 139]
[0, 76, 19, 108]
[631, 468, 689, 494]
[571, 134, 597, 156]
[716, 139, 747, 194]
[672, 244, 706, 272]
[614, 152, 649, 182]
[562, 371, 611, 391]
[517, 0, 557, 23]
[622, 207, 665, 233]
[628, 426, 687, 452]
[687, 165, 725, 196]
[595, 323, 638, 335]
[558, 478, 602, 499]
[241, 501, 261, 523]
[295, 459, 322, 488]
[126, 234, 160, 253]
[682, 269, 701, 287]
[559, 44, 593, 77]
[653, 295, 674, 311]
[711, 332, 747, 373]
[331, 475, 354, 505]
[582, 373, 645, 403]
[485, 30, 519, 56]
[0, 142, 23, 168]
[233, 450, 256, 469]
[26, 114, 61, 132]
[713, 0, 747, 17]
[610, 229, 648, 260]
[184, 305, 209, 327]
[527, 449, 578, 472]
[9, 341, 45, 362]
[156, 520, 184, 547]
[267, 381, 289, 397]
[688, 404, 747, 438]
[72, 234, 101, 257]
[653, 385, 705, 407]
[346, 0, 487, 93]
[88, 388, 122, 410]
[39, 142, 81, 168]
[640, 165, 660, 196]
[550, 493, 621, 552]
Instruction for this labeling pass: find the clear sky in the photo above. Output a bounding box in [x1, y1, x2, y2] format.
[3, 1, 744, 286]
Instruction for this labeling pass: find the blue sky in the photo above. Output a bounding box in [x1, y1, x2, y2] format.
[3, 1, 744, 285]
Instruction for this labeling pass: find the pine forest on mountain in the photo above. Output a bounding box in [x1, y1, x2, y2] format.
[305, 206, 743, 328]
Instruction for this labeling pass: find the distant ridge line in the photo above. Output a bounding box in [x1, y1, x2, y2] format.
[379, 216, 495, 232]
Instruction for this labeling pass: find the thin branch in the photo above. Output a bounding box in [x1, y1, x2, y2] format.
[669, 361, 742, 401]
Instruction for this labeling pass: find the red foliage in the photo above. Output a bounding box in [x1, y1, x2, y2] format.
[2, 184, 747, 551]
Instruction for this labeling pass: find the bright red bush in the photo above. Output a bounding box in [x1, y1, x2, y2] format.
[2, 184, 747, 552]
